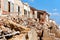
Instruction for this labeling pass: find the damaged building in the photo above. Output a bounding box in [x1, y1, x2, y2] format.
[0, 0, 60, 40]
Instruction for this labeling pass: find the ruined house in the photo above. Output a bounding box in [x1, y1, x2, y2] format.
[0, 0, 24, 17]
[30, 6, 37, 18]
[30, 6, 50, 24]
[37, 10, 50, 24]
[23, 3, 30, 17]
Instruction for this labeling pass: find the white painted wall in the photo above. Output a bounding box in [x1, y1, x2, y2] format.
[4, 0, 8, 11]
[24, 4, 30, 17]
[24, 5, 30, 11]
[8, 0, 14, 3]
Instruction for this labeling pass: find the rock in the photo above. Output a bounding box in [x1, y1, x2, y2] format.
[28, 28, 38, 40]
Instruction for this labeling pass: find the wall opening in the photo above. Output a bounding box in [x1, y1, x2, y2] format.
[8, 2, 10, 12]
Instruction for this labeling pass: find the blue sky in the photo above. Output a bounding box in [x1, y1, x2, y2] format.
[22, 0, 60, 25]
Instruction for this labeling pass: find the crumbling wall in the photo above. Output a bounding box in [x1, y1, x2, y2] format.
[0, 15, 60, 40]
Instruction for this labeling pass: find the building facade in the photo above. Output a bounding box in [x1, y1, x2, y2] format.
[0, 0, 24, 17]
[23, 3, 30, 18]
[37, 10, 49, 24]
[0, 0, 8, 15]
[14, 0, 24, 16]
[30, 7, 37, 18]
[0, 0, 50, 24]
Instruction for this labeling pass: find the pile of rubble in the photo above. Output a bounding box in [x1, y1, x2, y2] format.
[0, 15, 60, 40]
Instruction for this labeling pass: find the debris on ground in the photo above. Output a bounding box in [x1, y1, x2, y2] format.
[0, 15, 60, 40]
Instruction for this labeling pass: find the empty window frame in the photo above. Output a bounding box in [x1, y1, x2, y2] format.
[8, 2, 10, 12]
[24, 9, 27, 17]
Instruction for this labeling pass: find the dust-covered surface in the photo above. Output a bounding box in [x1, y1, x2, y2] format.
[0, 15, 60, 40]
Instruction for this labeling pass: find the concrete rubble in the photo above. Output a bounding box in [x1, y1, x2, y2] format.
[0, 15, 60, 40]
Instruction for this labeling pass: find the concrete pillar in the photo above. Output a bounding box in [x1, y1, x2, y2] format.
[30, 10, 33, 18]
[34, 11, 37, 18]
[46, 15, 49, 22]
[30, 13, 33, 18]
[20, 5, 24, 16]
